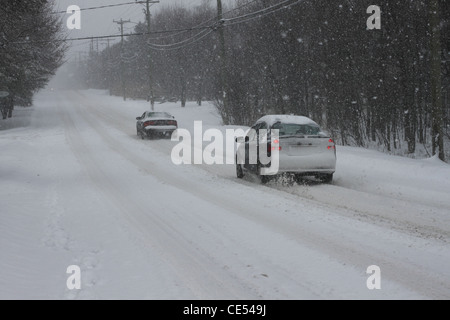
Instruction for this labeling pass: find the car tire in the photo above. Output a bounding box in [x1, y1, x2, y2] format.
[260, 175, 271, 184]
[321, 173, 333, 183]
[257, 165, 271, 184]
[236, 163, 244, 179]
[294, 174, 304, 184]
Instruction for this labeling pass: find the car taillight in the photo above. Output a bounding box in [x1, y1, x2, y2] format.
[167, 120, 177, 126]
[144, 120, 156, 126]
[267, 139, 281, 156]
[273, 138, 281, 151]
[327, 138, 336, 150]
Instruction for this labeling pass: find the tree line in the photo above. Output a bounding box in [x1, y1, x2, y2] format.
[0, 0, 66, 118]
[79, 0, 449, 161]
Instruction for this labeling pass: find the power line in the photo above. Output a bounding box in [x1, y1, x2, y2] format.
[147, 0, 261, 41]
[222, 0, 262, 18]
[148, 0, 304, 51]
[10, 25, 215, 45]
[147, 19, 213, 41]
[145, 0, 302, 48]
[69, 40, 92, 48]
[11, 0, 303, 46]
[54, 1, 146, 14]
[148, 29, 214, 51]
[224, 0, 303, 27]
[147, 28, 211, 48]
[223, 0, 295, 23]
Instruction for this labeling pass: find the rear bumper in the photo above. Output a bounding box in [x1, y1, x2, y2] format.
[270, 153, 336, 175]
[144, 125, 177, 131]
[144, 126, 177, 136]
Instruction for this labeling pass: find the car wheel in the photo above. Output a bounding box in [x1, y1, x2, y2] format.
[294, 174, 304, 184]
[257, 165, 271, 184]
[321, 173, 333, 183]
[260, 175, 271, 184]
[145, 131, 154, 140]
[236, 162, 244, 179]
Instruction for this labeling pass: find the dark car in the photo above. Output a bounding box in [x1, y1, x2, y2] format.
[136, 111, 178, 139]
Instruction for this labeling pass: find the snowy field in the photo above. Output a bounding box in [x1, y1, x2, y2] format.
[1, 89, 449, 299]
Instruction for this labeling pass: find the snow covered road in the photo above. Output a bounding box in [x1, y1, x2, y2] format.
[1, 89, 449, 299]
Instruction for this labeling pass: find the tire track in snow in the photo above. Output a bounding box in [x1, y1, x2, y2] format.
[43, 183, 72, 251]
[57, 92, 264, 299]
[73, 91, 450, 243]
[64, 91, 450, 299]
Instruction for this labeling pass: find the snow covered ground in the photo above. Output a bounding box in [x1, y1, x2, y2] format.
[1, 89, 449, 299]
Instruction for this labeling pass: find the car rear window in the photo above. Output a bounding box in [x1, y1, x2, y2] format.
[271, 122, 321, 136]
[147, 112, 172, 118]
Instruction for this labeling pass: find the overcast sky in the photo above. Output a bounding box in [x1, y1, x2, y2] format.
[55, 0, 234, 60]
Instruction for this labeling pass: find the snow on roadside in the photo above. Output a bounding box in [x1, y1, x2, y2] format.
[1, 89, 449, 299]
[0, 93, 193, 299]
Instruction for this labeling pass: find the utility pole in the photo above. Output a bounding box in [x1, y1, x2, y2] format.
[143, 0, 159, 110]
[90, 38, 94, 56]
[114, 18, 131, 101]
[217, 0, 228, 120]
[99, 39, 113, 95]
[106, 38, 112, 95]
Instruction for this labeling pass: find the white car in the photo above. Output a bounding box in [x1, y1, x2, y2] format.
[235, 115, 336, 183]
[136, 111, 178, 139]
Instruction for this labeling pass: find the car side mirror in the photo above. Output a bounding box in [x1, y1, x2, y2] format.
[235, 136, 245, 143]
[136, 117, 141, 120]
